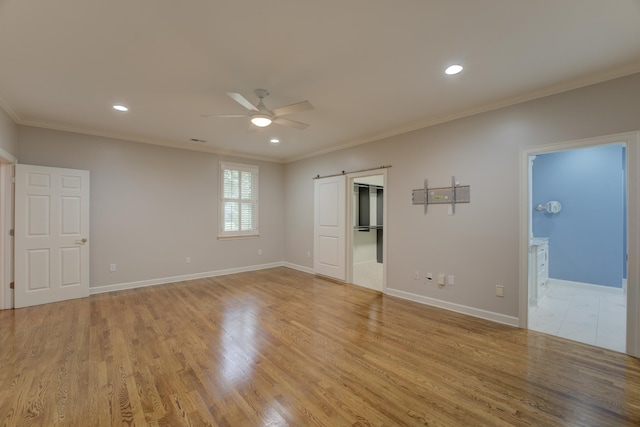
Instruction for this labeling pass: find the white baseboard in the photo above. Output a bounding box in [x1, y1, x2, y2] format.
[281, 262, 314, 274]
[548, 278, 625, 294]
[89, 263, 519, 328]
[385, 288, 519, 327]
[89, 262, 284, 295]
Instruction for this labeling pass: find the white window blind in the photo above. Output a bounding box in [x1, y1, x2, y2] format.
[219, 162, 259, 238]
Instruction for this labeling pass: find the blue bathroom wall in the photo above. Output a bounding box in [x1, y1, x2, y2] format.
[532, 144, 625, 287]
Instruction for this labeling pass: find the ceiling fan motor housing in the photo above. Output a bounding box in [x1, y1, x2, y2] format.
[254, 89, 269, 99]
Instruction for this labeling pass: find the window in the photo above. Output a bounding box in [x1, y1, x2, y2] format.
[219, 162, 259, 238]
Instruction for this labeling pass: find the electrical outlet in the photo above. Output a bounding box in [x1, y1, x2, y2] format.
[258, 249, 263, 255]
[414, 270, 420, 280]
[447, 275, 455, 285]
[109, 263, 116, 272]
[186, 256, 191, 264]
[426, 272, 433, 281]
[496, 285, 504, 297]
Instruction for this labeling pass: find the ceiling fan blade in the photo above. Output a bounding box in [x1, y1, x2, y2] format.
[271, 100, 314, 117]
[273, 117, 309, 130]
[226, 92, 259, 112]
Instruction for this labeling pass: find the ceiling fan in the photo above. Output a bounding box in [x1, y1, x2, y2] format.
[213, 89, 314, 130]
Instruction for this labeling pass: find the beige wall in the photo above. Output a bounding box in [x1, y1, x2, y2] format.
[11, 72, 640, 317]
[17, 127, 285, 288]
[285, 72, 640, 318]
[0, 106, 17, 158]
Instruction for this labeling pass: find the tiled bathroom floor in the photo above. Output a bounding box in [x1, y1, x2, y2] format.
[529, 282, 626, 353]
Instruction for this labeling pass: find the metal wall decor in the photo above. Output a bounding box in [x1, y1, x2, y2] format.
[412, 176, 470, 214]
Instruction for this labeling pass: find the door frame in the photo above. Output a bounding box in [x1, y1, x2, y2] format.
[347, 169, 388, 292]
[0, 147, 16, 310]
[519, 131, 640, 357]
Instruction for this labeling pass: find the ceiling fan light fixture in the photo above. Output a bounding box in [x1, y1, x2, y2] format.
[250, 114, 272, 127]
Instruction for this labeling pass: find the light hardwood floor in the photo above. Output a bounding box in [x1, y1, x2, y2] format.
[1, 267, 639, 426]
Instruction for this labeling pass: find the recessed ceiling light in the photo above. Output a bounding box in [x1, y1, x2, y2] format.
[270, 138, 280, 144]
[445, 64, 463, 75]
[113, 105, 129, 112]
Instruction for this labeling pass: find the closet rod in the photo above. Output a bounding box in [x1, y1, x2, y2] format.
[313, 165, 392, 180]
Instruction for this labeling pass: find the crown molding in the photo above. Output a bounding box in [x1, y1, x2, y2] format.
[3, 62, 640, 165]
[0, 94, 20, 123]
[17, 119, 285, 164]
[284, 62, 640, 163]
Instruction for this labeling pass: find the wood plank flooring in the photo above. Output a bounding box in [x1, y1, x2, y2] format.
[1, 267, 639, 426]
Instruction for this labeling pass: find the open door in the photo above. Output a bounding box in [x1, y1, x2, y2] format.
[520, 131, 640, 358]
[0, 154, 15, 310]
[314, 175, 346, 281]
[14, 164, 90, 308]
[350, 173, 385, 292]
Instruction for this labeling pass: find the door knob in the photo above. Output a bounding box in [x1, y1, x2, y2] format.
[75, 238, 88, 244]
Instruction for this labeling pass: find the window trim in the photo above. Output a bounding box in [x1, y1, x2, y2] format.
[218, 161, 259, 239]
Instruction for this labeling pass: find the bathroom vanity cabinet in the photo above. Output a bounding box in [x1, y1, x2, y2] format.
[529, 238, 549, 306]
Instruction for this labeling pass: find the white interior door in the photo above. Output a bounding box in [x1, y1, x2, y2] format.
[0, 160, 15, 310]
[314, 175, 346, 281]
[14, 164, 90, 308]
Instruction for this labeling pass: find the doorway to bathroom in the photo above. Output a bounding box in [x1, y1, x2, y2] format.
[526, 141, 627, 352]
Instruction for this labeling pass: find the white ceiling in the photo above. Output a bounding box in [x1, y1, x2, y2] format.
[1, 1, 639, 163]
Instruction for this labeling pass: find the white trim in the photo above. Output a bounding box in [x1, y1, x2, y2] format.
[626, 132, 640, 358]
[0, 162, 14, 309]
[0, 147, 17, 309]
[89, 262, 283, 295]
[346, 169, 387, 293]
[6, 64, 640, 165]
[547, 278, 624, 295]
[282, 262, 315, 274]
[0, 146, 17, 164]
[519, 131, 640, 357]
[286, 63, 640, 163]
[18, 119, 285, 163]
[385, 287, 519, 327]
[0, 163, 5, 310]
[89, 260, 520, 327]
[219, 161, 259, 238]
[0, 94, 20, 123]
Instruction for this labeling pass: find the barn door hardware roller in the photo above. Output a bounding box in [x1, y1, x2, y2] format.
[411, 176, 470, 215]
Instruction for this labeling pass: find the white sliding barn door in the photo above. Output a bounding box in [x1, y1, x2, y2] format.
[14, 165, 90, 308]
[314, 175, 346, 281]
